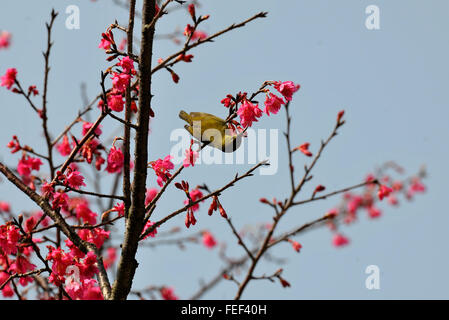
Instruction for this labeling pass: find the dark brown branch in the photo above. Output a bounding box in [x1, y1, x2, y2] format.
[284, 102, 295, 191]
[122, 0, 136, 226]
[111, 0, 156, 300]
[292, 180, 377, 206]
[225, 217, 254, 261]
[60, 185, 126, 200]
[41, 9, 58, 179]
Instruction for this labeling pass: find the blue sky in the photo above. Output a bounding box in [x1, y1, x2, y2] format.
[0, 0, 448, 299]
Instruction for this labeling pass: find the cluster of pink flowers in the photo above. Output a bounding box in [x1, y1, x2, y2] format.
[46, 246, 103, 299]
[17, 154, 43, 177]
[0, 221, 38, 297]
[149, 155, 174, 187]
[74, 199, 98, 225]
[221, 81, 300, 130]
[325, 172, 426, 248]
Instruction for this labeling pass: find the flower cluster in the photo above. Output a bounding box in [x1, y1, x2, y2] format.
[325, 169, 426, 248]
[149, 155, 174, 187]
[0, 221, 37, 297]
[46, 246, 103, 299]
[221, 81, 300, 130]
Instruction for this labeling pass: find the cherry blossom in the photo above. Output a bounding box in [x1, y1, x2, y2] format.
[273, 80, 300, 101]
[0, 68, 17, 90]
[264, 93, 285, 116]
[237, 100, 262, 128]
[202, 231, 217, 249]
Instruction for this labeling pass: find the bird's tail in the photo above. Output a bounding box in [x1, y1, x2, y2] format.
[178, 110, 192, 125]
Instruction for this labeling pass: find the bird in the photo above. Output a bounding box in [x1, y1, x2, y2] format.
[179, 110, 245, 153]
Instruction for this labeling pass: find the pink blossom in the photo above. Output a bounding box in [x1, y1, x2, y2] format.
[0, 68, 17, 90]
[0, 201, 10, 213]
[202, 231, 217, 249]
[221, 95, 233, 108]
[46, 246, 73, 286]
[113, 202, 125, 217]
[347, 195, 363, 214]
[56, 135, 72, 156]
[191, 30, 207, 41]
[410, 179, 426, 193]
[378, 184, 393, 201]
[332, 233, 349, 247]
[273, 81, 300, 102]
[78, 251, 99, 279]
[82, 122, 102, 136]
[142, 220, 158, 240]
[77, 228, 110, 249]
[117, 56, 135, 74]
[264, 93, 285, 116]
[145, 188, 159, 206]
[24, 216, 37, 233]
[9, 256, 36, 286]
[118, 38, 127, 51]
[75, 201, 97, 225]
[183, 24, 195, 37]
[111, 72, 131, 93]
[41, 181, 55, 199]
[160, 287, 178, 300]
[106, 146, 124, 173]
[388, 195, 399, 206]
[17, 155, 43, 177]
[107, 94, 124, 112]
[184, 188, 204, 212]
[52, 192, 69, 211]
[98, 38, 111, 50]
[367, 206, 382, 219]
[237, 100, 262, 128]
[66, 171, 86, 189]
[0, 31, 11, 49]
[290, 240, 302, 252]
[149, 155, 174, 187]
[0, 223, 21, 255]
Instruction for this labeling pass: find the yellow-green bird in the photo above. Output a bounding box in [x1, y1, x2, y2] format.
[179, 110, 245, 153]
